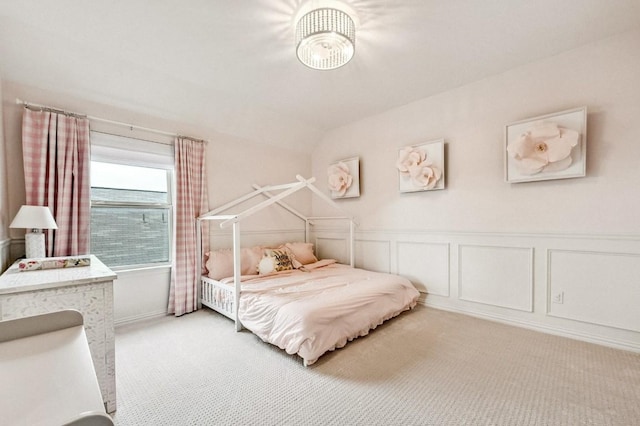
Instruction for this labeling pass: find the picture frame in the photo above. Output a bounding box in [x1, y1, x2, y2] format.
[327, 156, 360, 199]
[505, 107, 587, 183]
[397, 139, 445, 193]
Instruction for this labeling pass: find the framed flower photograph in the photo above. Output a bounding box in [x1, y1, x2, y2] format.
[327, 156, 360, 199]
[505, 107, 587, 183]
[397, 139, 445, 193]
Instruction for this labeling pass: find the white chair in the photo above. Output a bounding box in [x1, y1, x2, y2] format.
[0, 310, 113, 426]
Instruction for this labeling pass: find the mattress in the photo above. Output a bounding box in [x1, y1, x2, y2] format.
[230, 260, 420, 365]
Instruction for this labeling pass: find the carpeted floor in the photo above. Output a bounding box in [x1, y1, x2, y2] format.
[112, 305, 640, 425]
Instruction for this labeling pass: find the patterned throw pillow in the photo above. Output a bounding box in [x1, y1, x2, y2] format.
[257, 249, 294, 275]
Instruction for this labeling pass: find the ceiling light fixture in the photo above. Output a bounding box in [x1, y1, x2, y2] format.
[295, 7, 355, 70]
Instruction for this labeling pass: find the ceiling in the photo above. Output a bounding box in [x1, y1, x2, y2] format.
[1, 0, 639, 152]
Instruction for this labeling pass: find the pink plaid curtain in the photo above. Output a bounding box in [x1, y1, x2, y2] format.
[168, 138, 209, 316]
[21, 108, 91, 256]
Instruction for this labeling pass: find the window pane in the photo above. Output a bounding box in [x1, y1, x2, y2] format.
[91, 187, 168, 204]
[91, 206, 170, 267]
[91, 162, 168, 203]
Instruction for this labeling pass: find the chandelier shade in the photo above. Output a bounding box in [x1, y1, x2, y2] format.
[295, 7, 355, 70]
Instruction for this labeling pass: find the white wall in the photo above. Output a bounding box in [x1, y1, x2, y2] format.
[312, 30, 640, 234]
[311, 29, 640, 351]
[1, 80, 312, 324]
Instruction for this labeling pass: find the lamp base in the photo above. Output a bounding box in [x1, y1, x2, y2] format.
[25, 232, 46, 258]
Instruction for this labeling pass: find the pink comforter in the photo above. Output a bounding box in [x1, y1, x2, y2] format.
[235, 260, 420, 366]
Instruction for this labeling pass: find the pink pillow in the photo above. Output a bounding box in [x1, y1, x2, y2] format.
[284, 242, 318, 265]
[205, 246, 264, 280]
[241, 246, 264, 275]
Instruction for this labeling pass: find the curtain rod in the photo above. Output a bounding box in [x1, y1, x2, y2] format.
[15, 98, 206, 143]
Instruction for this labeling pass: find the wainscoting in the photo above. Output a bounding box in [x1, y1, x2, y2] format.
[5, 228, 639, 349]
[113, 266, 171, 326]
[2, 238, 170, 326]
[0, 238, 12, 273]
[134, 226, 640, 351]
[314, 229, 640, 353]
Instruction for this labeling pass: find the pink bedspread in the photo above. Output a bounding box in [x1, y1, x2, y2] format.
[235, 260, 420, 366]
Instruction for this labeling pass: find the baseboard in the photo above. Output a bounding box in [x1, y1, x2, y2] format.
[421, 300, 640, 354]
[114, 310, 169, 327]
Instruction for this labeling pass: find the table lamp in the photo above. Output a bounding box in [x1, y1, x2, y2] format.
[10, 205, 58, 258]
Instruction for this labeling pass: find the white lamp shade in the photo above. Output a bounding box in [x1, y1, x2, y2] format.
[10, 205, 58, 230]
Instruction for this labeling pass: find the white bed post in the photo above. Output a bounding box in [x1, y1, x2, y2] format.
[232, 221, 242, 332]
[305, 219, 310, 244]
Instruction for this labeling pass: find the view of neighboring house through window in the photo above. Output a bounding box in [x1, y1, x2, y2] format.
[89, 132, 174, 269]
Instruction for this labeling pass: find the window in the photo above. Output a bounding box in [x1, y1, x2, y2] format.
[89, 132, 174, 269]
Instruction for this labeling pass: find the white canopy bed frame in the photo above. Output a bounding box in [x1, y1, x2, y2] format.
[196, 175, 420, 366]
[196, 175, 356, 332]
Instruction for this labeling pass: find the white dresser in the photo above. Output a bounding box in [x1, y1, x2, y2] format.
[0, 255, 117, 413]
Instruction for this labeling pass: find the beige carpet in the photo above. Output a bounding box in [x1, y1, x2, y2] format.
[112, 305, 640, 425]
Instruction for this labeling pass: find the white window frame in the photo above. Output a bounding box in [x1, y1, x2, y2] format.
[90, 131, 175, 271]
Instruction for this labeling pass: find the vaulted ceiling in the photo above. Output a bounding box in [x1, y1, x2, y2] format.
[1, 0, 639, 152]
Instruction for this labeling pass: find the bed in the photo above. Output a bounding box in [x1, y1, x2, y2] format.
[197, 176, 420, 366]
[201, 257, 419, 366]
